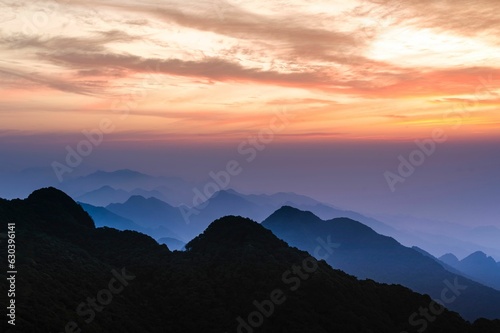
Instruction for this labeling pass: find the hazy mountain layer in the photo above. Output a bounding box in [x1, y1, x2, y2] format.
[2, 187, 500, 332]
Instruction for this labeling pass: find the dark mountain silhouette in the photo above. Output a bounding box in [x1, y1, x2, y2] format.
[78, 186, 500, 310]
[2, 187, 500, 332]
[439, 251, 500, 291]
[262, 206, 500, 321]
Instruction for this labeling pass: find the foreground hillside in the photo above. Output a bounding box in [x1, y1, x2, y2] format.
[1, 187, 499, 332]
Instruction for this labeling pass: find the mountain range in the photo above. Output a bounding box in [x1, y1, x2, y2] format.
[1, 187, 500, 332]
[261, 206, 500, 321]
[66, 169, 500, 262]
[4, 168, 497, 263]
[81, 186, 361, 241]
[71, 173, 500, 316]
[439, 251, 500, 291]
[61, 169, 195, 206]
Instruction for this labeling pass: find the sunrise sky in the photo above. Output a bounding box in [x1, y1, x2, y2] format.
[0, 0, 499, 225]
[1, 0, 499, 139]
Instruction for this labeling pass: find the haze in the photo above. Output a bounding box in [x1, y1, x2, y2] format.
[0, 0, 499, 227]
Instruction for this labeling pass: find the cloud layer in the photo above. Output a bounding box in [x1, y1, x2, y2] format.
[0, 0, 499, 139]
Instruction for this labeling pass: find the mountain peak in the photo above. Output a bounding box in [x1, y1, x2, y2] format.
[185, 216, 287, 253]
[439, 253, 460, 266]
[440, 252, 459, 261]
[263, 205, 323, 226]
[462, 251, 496, 265]
[209, 189, 241, 199]
[25, 187, 95, 230]
[28, 186, 73, 202]
[469, 250, 487, 257]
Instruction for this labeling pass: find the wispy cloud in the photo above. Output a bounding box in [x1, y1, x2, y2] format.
[0, 0, 499, 139]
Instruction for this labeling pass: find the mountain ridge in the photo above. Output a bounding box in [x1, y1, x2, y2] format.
[3, 187, 500, 332]
[262, 205, 500, 321]
[439, 251, 500, 291]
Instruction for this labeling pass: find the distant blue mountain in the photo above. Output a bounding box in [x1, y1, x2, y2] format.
[220, 189, 400, 237]
[262, 205, 500, 321]
[64, 169, 155, 195]
[440, 251, 500, 291]
[79, 202, 143, 230]
[60, 169, 194, 205]
[77, 185, 171, 206]
[106, 195, 187, 240]
[77, 185, 131, 206]
[157, 237, 186, 251]
[79, 202, 176, 240]
[440, 253, 461, 267]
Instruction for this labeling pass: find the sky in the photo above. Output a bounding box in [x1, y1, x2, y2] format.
[0, 0, 499, 226]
